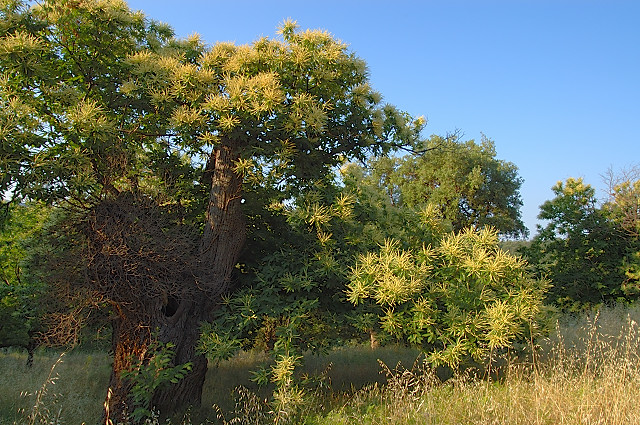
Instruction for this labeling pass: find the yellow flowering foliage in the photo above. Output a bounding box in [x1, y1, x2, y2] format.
[348, 226, 549, 368]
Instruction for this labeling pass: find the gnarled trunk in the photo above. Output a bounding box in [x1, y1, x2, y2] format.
[104, 299, 209, 423]
[103, 143, 246, 422]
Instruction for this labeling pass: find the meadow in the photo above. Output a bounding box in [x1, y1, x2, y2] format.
[2, 305, 640, 425]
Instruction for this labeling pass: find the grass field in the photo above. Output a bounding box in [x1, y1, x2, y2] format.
[3, 304, 640, 424]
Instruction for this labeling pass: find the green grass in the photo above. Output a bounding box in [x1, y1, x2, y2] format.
[0, 349, 110, 424]
[3, 304, 640, 424]
[0, 344, 421, 424]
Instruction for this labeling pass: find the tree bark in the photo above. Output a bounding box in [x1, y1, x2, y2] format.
[103, 142, 246, 422]
[369, 329, 380, 350]
[104, 300, 210, 423]
[198, 143, 247, 300]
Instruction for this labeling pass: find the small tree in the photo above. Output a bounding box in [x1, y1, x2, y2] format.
[347, 226, 549, 368]
[0, 202, 49, 363]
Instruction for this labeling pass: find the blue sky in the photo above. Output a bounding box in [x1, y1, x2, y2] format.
[126, 1, 640, 236]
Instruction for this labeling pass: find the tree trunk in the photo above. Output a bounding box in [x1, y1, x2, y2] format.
[369, 329, 380, 349]
[103, 143, 246, 422]
[198, 143, 247, 299]
[104, 306, 151, 424]
[104, 299, 209, 423]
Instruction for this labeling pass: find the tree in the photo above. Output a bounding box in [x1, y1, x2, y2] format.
[361, 133, 527, 238]
[603, 166, 640, 295]
[0, 1, 419, 419]
[522, 178, 631, 309]
[347, 227, 548, 368]
[604, 165, 640, 237]
[0, 202, 49, 364]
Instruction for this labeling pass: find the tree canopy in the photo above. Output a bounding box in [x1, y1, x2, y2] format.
[354, 133, 527, 239]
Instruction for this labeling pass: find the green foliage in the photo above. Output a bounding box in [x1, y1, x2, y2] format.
[196, 324, 242, 365]
[348, 227, 549, 368]
[0, 202, 48, 285]
[0, 285, 36, 348]
[121, 339, 193, 423]
[200, 167, 443, 357]
[622, 251, 640, 294]
[0, 0, 173, 203]
[522, 178, 637, 310]
[0, 202, 48, 349]
[360, 133, 527, 238]
[340, 162, 449, 251]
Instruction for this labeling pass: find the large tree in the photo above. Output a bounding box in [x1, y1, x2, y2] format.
[0, 0, 420, 420]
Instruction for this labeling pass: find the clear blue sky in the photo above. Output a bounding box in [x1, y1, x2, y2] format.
[126, 0, 640, 237]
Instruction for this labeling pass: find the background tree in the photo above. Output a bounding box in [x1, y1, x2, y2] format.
[361, 133, 527, 239]
[603, 166, 640, 296]
[604, 166, 640, 237]
[0, 1, 420, 419]
[522, 178, 634, 310]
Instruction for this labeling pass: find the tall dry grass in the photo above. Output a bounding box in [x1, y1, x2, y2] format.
[0, 350, 110, 424]
[320, 304, 640, 425]
[3, 305, 640, 424]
